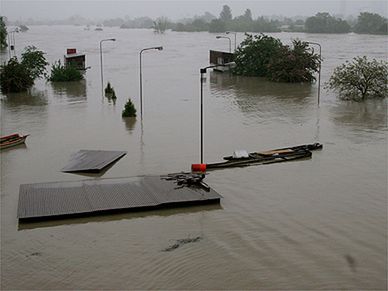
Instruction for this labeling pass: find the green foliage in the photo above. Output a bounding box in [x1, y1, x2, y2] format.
[305, 12, 350, 33]
[267, 40, 320, 83]
[122, 98, 137, 117]
[177, 7, 281, 33]
[0, 16, 7, 48]
[219, 5, 232, 22]
[0, 46, 47, 93]
[111, 90, 117, 99]
[0, 57, 34, 92]
[354, 12, 388, 35]
[153, 17, 169, 34]
[104, 82, 117, 100]
[105, 82, 114, 94]
[233, 34, 320, 83]
[233, 34, 283, 77]
[48, 60, 83, 82]
[326, 56, 388, 101]
[21, 46, 49, 80]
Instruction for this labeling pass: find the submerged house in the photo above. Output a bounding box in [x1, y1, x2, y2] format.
[64, 48, 86, 70]
[209, 50, 235, 72]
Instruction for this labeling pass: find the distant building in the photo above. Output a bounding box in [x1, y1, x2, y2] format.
[64, 48, 86, 70]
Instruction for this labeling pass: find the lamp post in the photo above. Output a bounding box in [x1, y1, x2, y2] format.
[216, 36, 232, 53]
[225, 31, 237, 51]
[99, 38, 116, 92]
[139, 46, 163, 117]
[199, 62, 235, 163]
[306, 41, 322, 105]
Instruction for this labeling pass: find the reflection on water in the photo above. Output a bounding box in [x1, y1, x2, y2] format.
[123, 117, 137, 132]
[1, 88, 47, 108]
[209, 72, 316, 125]
[51, 80, 87, 101]
[330, 99, 387, 131]
[210, 72, 315, 100]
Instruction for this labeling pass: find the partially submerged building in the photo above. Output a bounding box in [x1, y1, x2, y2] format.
[64, 48, 86, 70]
[209, 50, 235, 72]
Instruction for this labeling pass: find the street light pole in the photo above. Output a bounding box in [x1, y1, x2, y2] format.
[216, 36, 232, 53]
[199, 62, 235, 164]
[226, 31, 237, 51]
[99, 38, 116, 93]
[306, 41, 322, 105]
[139, 46, 163, 118]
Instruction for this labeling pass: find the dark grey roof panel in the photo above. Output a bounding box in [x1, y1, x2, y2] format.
[17, 176, 222, 220]
[61, 150, 127, 172]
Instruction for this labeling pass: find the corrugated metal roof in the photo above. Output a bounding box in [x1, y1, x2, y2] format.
[17, 176, 222, 220]
[61, 150, 126, 172]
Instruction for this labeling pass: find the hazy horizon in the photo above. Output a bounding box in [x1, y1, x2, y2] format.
[2, 0, 387, 22]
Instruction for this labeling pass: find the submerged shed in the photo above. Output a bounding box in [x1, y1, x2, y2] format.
[64, 48, 86, 70]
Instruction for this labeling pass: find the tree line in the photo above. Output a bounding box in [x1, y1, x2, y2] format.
[1, 6, 387, 35]
[170, 7, 387, 34]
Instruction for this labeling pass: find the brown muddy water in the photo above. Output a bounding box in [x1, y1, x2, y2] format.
[1, 26, 387, 290]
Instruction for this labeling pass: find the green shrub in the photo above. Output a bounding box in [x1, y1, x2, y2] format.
[0, 46, 47, 93]
[105, 82, 114, 94]
[0, 57, 34, 92]
[122, 98, 137, 117]
[48, 60, 83, 82]
[111, 90, 117, 99]
[233, 33, 320, 83]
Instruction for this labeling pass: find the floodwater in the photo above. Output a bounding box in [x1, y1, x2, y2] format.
[1, 26, 387, 290]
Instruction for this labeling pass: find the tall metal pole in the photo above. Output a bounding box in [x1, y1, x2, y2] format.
[200, 69, 205, 163]
[199, 62, 235, 163]
[226, 31, 237, 51]
[139, 46, 163, 118]
[306, 41, 321, 105]
[139, 50, 143, 117]
[99, 38, 116, 94]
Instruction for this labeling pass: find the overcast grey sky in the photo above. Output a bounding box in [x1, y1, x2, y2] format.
[1, 0, 387, 21]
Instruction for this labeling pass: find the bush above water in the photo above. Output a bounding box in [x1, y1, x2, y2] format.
[122, 98, 137, 117]
[48, 61, 83, 82]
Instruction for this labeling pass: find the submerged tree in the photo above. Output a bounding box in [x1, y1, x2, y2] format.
[267, 40, 320, 83]
[326, 56, 388, 101]
[0, 46, 48, 93]
[233, 34, 320, 83]
[122, 98, 137, 117]
[48, 60, 83, 82]
[233, 34, 283, 77]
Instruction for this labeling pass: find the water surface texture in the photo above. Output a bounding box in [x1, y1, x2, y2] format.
[1, 26, 387, 290]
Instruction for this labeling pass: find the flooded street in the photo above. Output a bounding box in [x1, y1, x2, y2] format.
[1, 26, 387, 289]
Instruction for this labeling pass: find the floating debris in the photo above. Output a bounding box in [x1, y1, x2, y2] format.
[162, 236, 202, 252]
